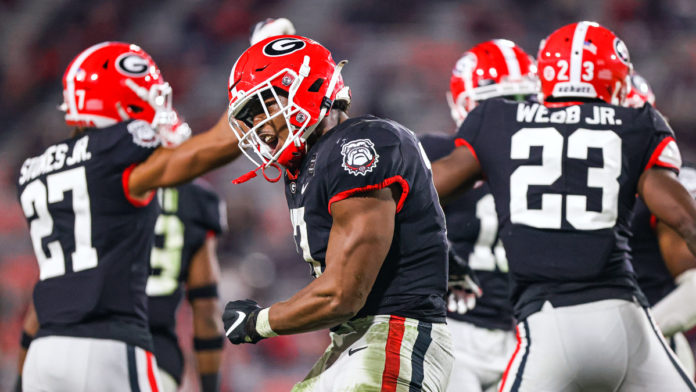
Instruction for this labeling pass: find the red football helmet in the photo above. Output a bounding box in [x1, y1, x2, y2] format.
[227, 35, 350, 175]
[625, 72, 655, 108]
[448, 39, 538, 125]
[537, 21, 632, 106]
[60, 41, 174, 129]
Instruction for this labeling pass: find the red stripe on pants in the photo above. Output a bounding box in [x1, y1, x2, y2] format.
[499, 325, 522, 392]
[381, 316, 406, 392]
[146, 351, 159, 392]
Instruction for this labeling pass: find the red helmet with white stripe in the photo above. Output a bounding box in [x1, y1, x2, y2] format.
[625, 72, 655, 108]
[60, 42, 174, 129]
[227, 35, 350, 172]
[537, 21, 632, 106]
[448, 39, 538, 125]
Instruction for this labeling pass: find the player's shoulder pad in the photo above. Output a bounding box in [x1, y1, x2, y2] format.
[89, 120, 161, 151]
[317, 115, 404, 178]
[337, 115, 405, 144]
[643, 104, 675, 137]
[182, 180, 227, 233]
[419, 133, 455, 161]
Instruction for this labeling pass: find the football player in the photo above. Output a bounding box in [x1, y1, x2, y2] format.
[625, 74, 696, 377]
[146, 181, 227, 392]
[16, 42, 240, 391]
[431, 21, 696, 391]
[222, 36, 456, 390]
[420, 39, 538, 392]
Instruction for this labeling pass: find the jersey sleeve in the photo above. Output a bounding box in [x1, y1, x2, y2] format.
[322, 122, 409, 215]
[642, 106, 681, 173]
[96, 120, 161, 168]
[453, 100, 487, 163]
[99, 120, 161, 207]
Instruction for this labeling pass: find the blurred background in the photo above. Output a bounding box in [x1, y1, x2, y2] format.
[1, 0, 696, 390]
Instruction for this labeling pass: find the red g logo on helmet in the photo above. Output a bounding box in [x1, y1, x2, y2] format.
[263, 38, 306, 57]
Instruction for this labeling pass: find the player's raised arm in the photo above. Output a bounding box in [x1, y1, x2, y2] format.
[128, 112, 240, 200]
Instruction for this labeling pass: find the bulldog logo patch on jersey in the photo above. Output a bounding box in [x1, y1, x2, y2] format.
[341, 139, 379, 176]
[127, 120, 160, 148]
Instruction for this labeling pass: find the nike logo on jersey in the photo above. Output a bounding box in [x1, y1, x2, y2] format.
[348, 346, 368, 356]
[301, 182, 309, 194]
[225, 311, 246, 336]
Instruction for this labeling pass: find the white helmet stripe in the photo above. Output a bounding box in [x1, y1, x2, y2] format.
[493, 39, 521, 78]
[569, 22, 591, 83]
[65, 42, 112, 117]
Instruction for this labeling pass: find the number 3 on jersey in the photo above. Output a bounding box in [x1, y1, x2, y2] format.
[510, 127, 621, 230]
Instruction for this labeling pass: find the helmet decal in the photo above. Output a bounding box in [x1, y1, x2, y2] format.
[115, 53, 150, 77]
[263, 38, 306, 57]
[614, 38, 630, 65]
[493, 39, 521, 78]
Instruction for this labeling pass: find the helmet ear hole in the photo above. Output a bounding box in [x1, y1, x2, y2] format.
[308, 78, 324, 93]
[128, 105, 144, 113]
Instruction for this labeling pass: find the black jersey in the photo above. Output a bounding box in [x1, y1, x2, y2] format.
[456, 99, 681, 320]
[147, 181, 225, 383]
[420, 133, 514, 331]
[17, 120, 161, 350]
[284, 115, 448, 322]
[631, 166, 696, 306]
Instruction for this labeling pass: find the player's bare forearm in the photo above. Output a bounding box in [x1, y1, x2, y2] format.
[656, 221, 696, 278]
[192, 298, 223, 374]
[639, 168, 696, 257]
[188, 237, 223, 374]
[129, 112, 240, 197]
[431, 146, 483, 200]
[268, 187, 397, 334]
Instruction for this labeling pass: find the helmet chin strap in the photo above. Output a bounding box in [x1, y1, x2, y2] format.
[232, 162, 282, 184]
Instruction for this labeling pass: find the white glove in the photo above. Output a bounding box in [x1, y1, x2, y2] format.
[156, 110, 192, 148]
[651, 269, 696, 337]
[447, 248, 483, 314]
[250, 18, 296, 45]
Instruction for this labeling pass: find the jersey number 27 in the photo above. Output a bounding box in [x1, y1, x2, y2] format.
[20, 167, 98, 280]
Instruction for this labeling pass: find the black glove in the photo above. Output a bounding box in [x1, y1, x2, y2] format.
[447, 247, 483, 314]
[223, 299, 264, 344]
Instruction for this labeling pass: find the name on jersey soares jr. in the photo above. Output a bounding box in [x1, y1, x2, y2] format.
[19, 135, 92, 185]
[516, 102, 622, 126]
